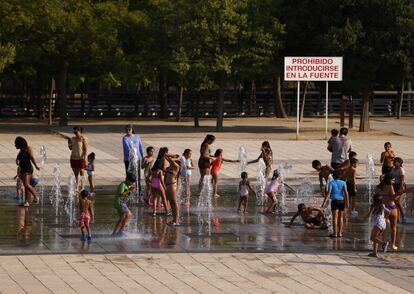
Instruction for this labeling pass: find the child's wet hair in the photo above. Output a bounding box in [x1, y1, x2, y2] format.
[312, 160, 321, 168]
[88, 152, 95, 161]
[272, 170, 280, 180]
[349, 151, 357, 159]
[331, 129, 338, 136]
[183, 149, 192, 156]
[241, 172, 248, 179]
[214, 149, 223, 157]
[146, 146, 154, 153]
[80, 190, 89, 198]
[297, 203, 306, 211]
[384, 142, 391, 149]
[332, 170, 340, 179]
[394, 157, 403, 166]
[350, 158, 358, 165]
[126, 173, 136, 182]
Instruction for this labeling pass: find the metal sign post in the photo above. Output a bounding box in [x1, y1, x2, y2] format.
[325, 81, 329, 139]
[296, 81, 300, 140]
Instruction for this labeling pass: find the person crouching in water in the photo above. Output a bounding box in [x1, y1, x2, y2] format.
[165, 154, 181, 225]
[264, 170, 294, 213]
[79, 190, 94, 241]
[287, 203, 327, 229]
[322, 170, 349, 238]
[112, 173, 135, 237]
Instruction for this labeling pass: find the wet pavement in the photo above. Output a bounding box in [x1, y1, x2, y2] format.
[1, 186, 414, 255]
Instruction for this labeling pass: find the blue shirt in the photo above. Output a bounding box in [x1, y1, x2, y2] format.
[328, 179, 346, 200]
[122, 134, 144, 161]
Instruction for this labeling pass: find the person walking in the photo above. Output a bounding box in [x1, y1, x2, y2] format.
[328, 127, 352, 170]
[122, 124, 144, 194]
[67, 126, 88, 191]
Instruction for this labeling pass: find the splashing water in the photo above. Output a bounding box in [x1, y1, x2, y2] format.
[365, 153, 376, 205]
[238, 146, 248, 173]
[177, 176, 185, 206]
[295, 178, 316, 206]
[39, 145, 47, 208]
[255, 158, 267, 205]
[197, 175, 214, 236]
[65, 171, 77, 227]
[127, 139, 141, 205]
[49, 164, 62, 217]
[322, 201, 334, 235]
[277, 162, 292, 214]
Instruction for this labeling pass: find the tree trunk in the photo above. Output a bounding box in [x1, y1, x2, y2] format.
[273, 73, 287, 118]
[58, 60, 69, 127]
[359, 90, 371, 132]
[249, 80, 256, 115]
[194, 91, 200, 128]
[176, 86, 184, 122]
[349, 95, 354, 129]
[216, 70, 226, 132]
[299, 81, 309, 122]
[159, 72, 168, 118]
[340, 95, 345, 127]
[397, 82, 404, 119]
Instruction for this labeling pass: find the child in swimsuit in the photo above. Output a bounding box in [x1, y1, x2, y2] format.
[86, 152, 95, 194]
[380, 142, 395, 175]
[238, 172, 255, 213]
[210, 149, 239, 198]
[150, 151, 169, 216]
[264, 170, 294, 213]
[180, 149, 194, 206]
[142, 146, 155, 206]
[344, 158, 358, 214]
[248, 141, 273, 178]
[366, 194, 390, 257]
[390, 157, 406, 223]
[79, 190, 93, 241]
[287, 203, 327, 229]
[112, 174, 135, 237]
[312, 160, 334, 198]
[165, 154, 181, 225]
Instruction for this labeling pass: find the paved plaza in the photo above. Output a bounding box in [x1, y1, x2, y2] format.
[0, 117, 413, 293]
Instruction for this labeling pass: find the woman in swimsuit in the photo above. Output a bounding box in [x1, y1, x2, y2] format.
[210, 149, 239, 198]
[15, 137, 40, 207]
[198, 134, 215, 192]
[375, 174, 403, 250]
[150, 147, 169, 216]
[248, 141, 273, 178]
[165, 154, 181, 225]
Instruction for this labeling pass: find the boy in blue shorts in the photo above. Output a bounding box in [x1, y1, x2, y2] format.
[112, 173, 135, 237]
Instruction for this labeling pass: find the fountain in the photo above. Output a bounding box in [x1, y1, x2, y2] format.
[65, 171, 77, 227]
[49, 164, 62, 217]
[365, 153, 376, 205]
[197, 175, 214, 236]
[127, 139, 141, 205]
[255, 158, 267, 205]
[39, 145, 47, 208]
[238, 146, 248, 173]
[176, 175, 185, 206]
[295, 178, 315, 206]
[277, 162, 292, 214]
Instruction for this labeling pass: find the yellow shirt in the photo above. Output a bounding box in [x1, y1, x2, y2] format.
[70, 136, 88, 160]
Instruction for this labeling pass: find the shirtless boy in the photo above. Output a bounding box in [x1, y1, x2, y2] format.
[79, 190, 94, 241]
[287, 203, 327, 229]
[344, 158, 358, 212]
[312, 160, 334, 197]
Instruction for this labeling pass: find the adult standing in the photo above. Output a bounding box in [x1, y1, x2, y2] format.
[67, 126, 88, 191]
[198, 134, 215, 192]
[122, 124, 144, 193]
[15, 136, 40, 206]
[328, 127, 352, 169]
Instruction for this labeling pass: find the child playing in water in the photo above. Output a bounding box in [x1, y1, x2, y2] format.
[264, 170, 294, 213]
[112, 173, 135, 237]
[287, 203, 327, 229]
[366, 194, 390, 257]
[142, 146, 155, 206]
[180, 149, 194, 206]
[13, 167, 24, 203]
[79, 190, 93, 241]
[380, 142, 396, 175]
[344, 158, 358, 214]
[312, 160, 334, 198]
[390, 157, 406, 223]
[86, 152, 95, 194]
[150, 147, 169, 216]
[210, 149, 239, 198]
[238, 172, 255, 213]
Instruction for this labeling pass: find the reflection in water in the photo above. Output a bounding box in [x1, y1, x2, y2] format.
[17, 206, 37, 243]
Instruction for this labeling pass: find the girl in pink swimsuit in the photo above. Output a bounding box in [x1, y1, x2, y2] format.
[150, 147, 169, 216]
[265, 170, 294, 213]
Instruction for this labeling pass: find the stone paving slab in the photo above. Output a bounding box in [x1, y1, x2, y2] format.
[0, 253, 412, 294]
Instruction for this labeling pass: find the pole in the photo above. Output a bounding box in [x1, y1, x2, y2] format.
[325, 81, 329, 139]
[296, 81, 300, 140]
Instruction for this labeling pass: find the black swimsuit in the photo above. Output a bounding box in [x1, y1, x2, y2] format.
[17, 149, 33, 174]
